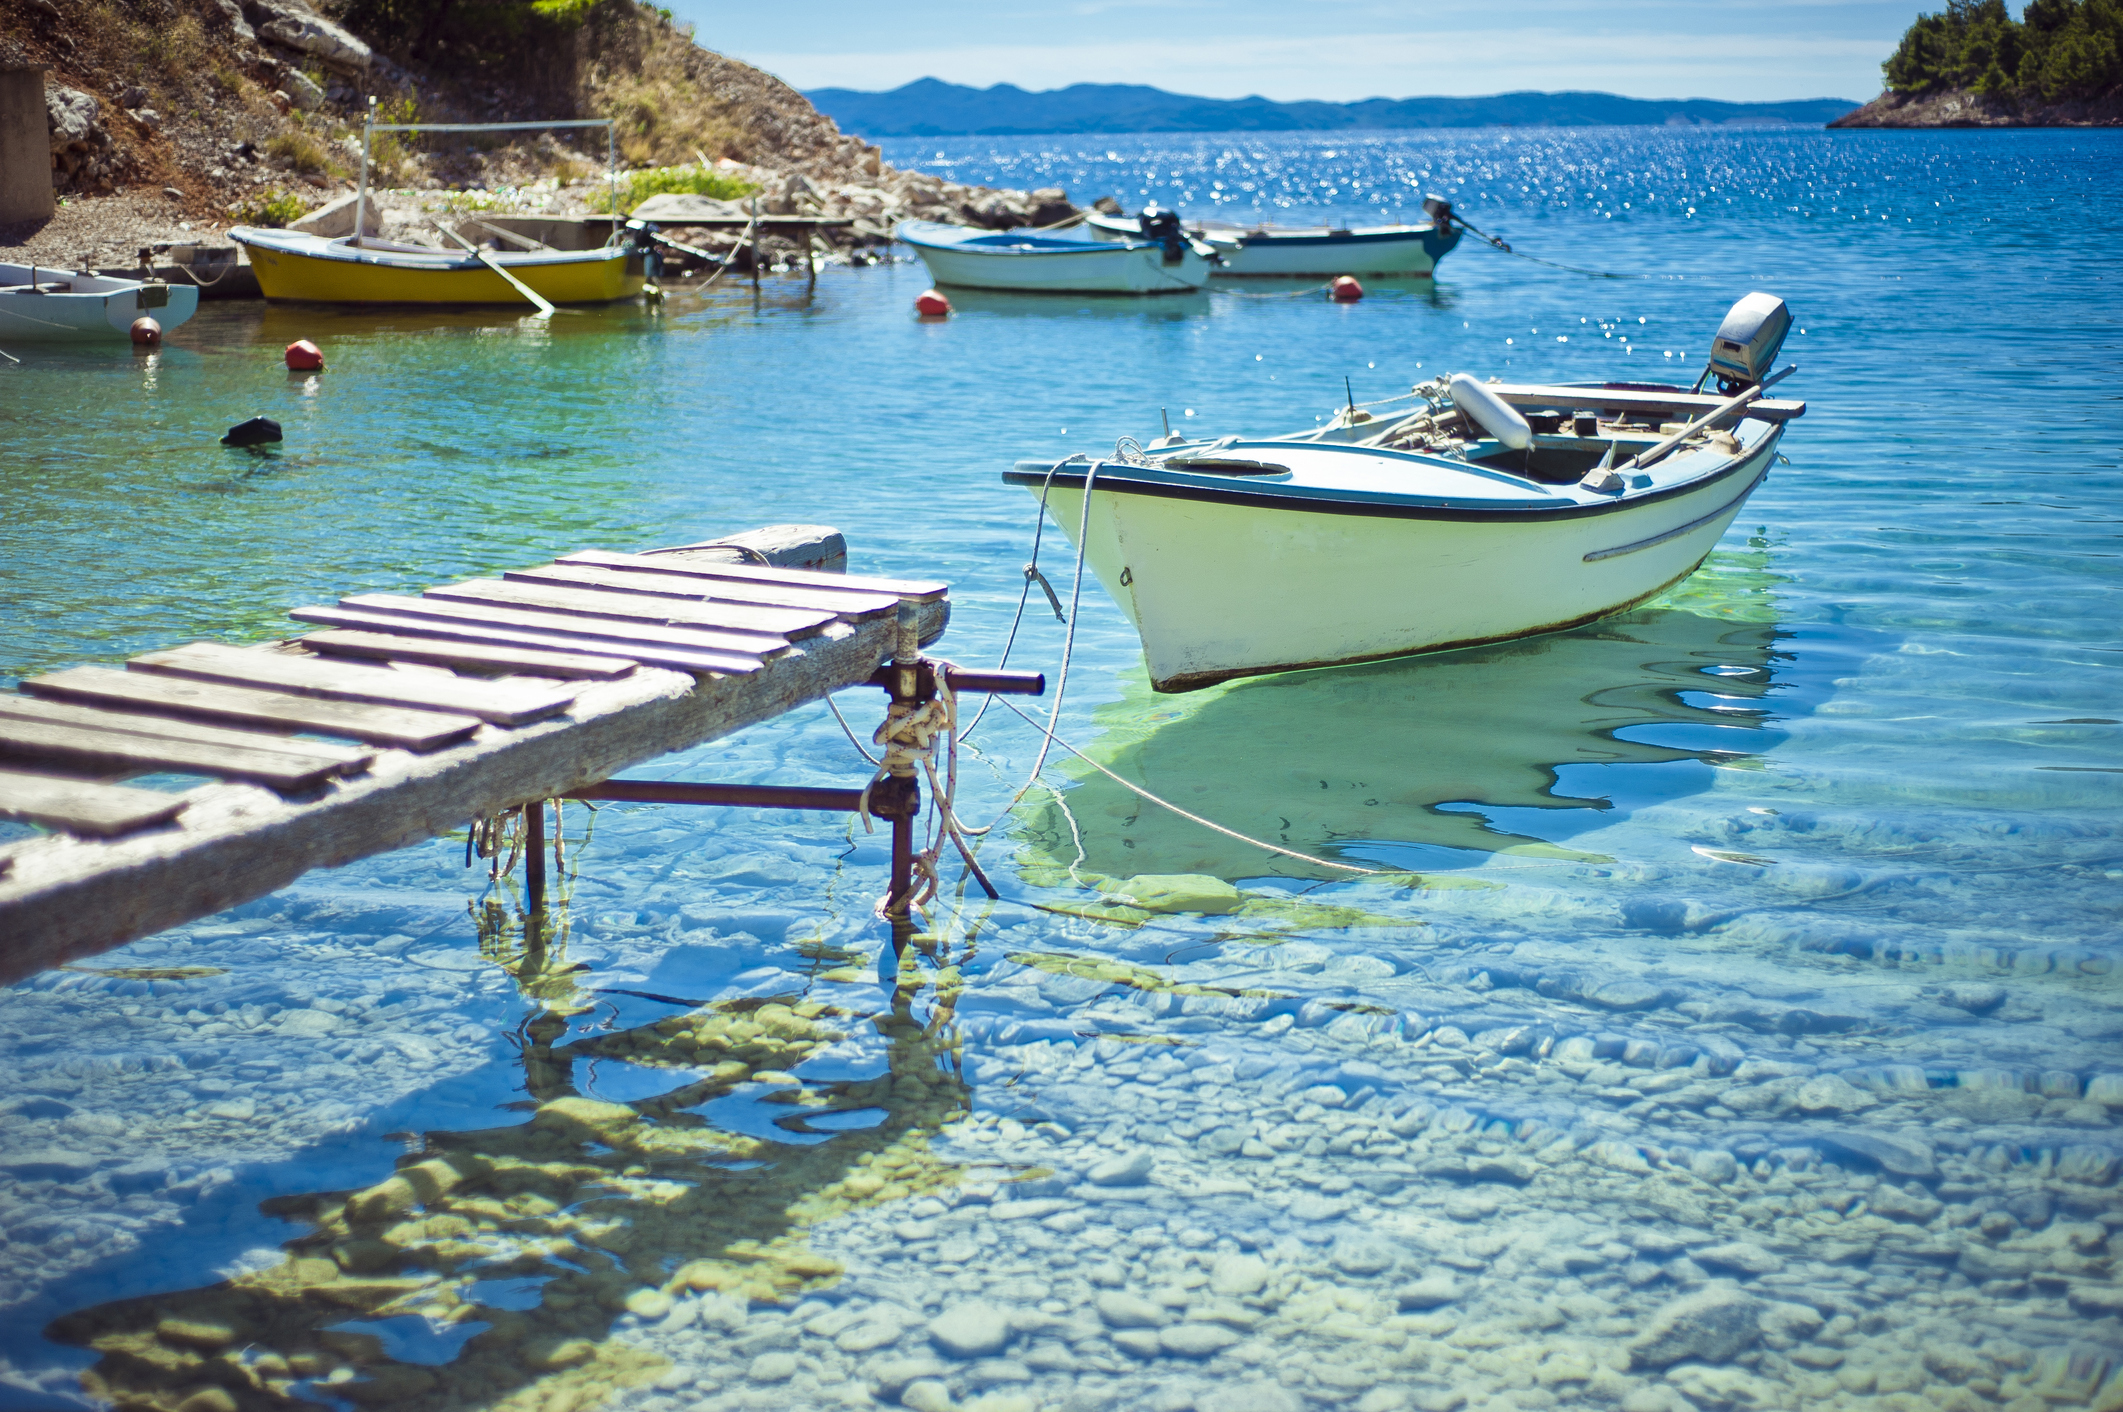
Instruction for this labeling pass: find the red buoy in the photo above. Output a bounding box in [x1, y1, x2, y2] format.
[285, 339, 325, 371]
[1330, 276, 1364, 303]
[914, 288, 952, 317]
[129, 316, 161, 345]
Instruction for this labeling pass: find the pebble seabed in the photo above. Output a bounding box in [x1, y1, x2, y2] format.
[0, 773, 2118, 1412]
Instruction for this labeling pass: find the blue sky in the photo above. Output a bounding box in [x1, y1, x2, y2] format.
[679, 0, 1914, 103]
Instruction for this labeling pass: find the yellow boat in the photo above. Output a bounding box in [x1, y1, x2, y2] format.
[230, 226, 644, 306]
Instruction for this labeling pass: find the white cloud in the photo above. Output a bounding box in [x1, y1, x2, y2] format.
[735, 29, 1885, 105]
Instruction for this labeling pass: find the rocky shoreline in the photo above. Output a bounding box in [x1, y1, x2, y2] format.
[1829, 88, 2123, 128]
[2, 0, 1088, 272]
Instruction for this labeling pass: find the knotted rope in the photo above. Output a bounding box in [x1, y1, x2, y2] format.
[858, 661, 996, 915]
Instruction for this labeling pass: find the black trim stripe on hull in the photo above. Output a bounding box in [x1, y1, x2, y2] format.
[1582, 467, 1769, 561]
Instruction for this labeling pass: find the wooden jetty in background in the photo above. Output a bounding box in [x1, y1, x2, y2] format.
[0, 526, 1039, 986]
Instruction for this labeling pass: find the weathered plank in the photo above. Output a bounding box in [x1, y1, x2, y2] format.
[0, 714, 348, 790]
[0, 767, 190, 839]
[0, 602, 946, 981]
[23, 666, 481, 751]
[340, 592, 788, 658]
[299, 629, 637, 681]
[424, 578, 835, 639]
[559, 548, 949, 602]
[288, 605, 764, 677]
[0, 695, 374, 772]
[132, 641, 577, 726]
[504, 561, 900, 619]
[1484, 383, 1806, 424]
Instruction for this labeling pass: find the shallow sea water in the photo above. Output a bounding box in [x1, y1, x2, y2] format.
[1, 127, 2119, 1412]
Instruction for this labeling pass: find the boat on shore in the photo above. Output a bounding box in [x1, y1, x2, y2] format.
[1086, 199, 1462, 277]
[895, 218, 1216, 294]
[0, 264, 198, 341]
[1004, 294, 1801, 691]
[228, 227, 643, 306]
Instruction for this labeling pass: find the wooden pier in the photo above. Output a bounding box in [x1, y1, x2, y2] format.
[0, 527, 1035, 987]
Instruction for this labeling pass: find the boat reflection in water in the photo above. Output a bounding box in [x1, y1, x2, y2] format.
[1016, 588, 1786, 883]
[47, 904, 977, 1411]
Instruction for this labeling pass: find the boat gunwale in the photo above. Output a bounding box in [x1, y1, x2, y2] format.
[895, 225, 1172, 258]
[1004, 433, 1777, 524]
[229, 227, 631, 272]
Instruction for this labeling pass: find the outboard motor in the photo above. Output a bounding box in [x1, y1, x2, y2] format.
[1138, 206, 1187, 265]
[1704, 292, 1791, 393]
[1421, 193, 1455, 228]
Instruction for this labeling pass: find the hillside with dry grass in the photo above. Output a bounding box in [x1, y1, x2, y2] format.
[0, 0, 1079, 260]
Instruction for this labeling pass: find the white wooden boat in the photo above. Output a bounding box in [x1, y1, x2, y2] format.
[1005, 295, 1802, 691]
[0, 263, 198, 341]
[1086, 205, 1461, 277]
[895, 219, 1215, 294]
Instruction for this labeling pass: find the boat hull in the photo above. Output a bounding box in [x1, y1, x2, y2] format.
[231, 229, 642, 305]
[0, 266, 200, 341]
[1089, 217, 1459, 276]
[1028, 434, 1779, 691]
[905, 239, 1212, 294]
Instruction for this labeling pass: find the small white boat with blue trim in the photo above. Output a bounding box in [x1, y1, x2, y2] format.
[1086, 196, 1463, 278]
[1005, 294, 1802, 691]
[0, 263, 198, 341]
[895, 217, 1216, 294]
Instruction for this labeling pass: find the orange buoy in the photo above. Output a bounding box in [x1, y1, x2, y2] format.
[914, 288, 952, 317]
[1330, 276, 1364, 303]
[129, 316, 161, 345]
[285, 339, 325, 371]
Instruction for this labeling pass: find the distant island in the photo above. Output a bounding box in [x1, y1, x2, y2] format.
[1831, 0, 2120, 127]
[806, 80, 1861, 137]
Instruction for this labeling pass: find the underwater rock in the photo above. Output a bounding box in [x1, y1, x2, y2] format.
[1817, 1130, 1937, 1177]
[1692, 1242, 1785, 1276]
[1394, 1275, 1460, 1310]
[1210, 1254, 1269, 1297]
[1795, 1074, 1874, 1114]
[1097, 1291, 1169, 1328]
[1087, 1150, 1155, 1186]
[1103, 875, 1244, 914]
[1628, 1286, 1763, 1368]
[929, 1302, 1013, 1358]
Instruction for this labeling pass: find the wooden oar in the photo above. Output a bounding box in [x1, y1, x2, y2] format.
[1623, 363, 1796, 471]
[431, 218, 556, 319]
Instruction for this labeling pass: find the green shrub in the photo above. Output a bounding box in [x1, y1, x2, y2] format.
[229, 190, 309, 227]
[588, 164, 757, 214]
[266, 131, 334, 175]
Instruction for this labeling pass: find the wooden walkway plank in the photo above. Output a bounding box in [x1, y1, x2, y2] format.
[0, 768, 189, 839]
[339, 592, 789, 658]
[298, 629, 637, 681]
[559, 548, 950, 602]
[424, 578, 835, 639]
[23, 666, 481, 752]
[288, 605, 765, 677]
[0, 695, 374, 772]
[0, 595, 949, 981]
[0, 715, 347, 790]
[131, 641, 577, 727]
[509, 560, 901, 618]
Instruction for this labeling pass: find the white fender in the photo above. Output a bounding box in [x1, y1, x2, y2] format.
[1448, 372, 1532, 451]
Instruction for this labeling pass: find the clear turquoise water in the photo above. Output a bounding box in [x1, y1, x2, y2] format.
[1, 127, 2119, 1412]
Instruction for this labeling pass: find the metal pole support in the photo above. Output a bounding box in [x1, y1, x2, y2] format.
[524, 801, 546, 915]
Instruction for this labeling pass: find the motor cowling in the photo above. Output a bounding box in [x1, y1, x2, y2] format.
[1421, 194, 1455, 227]
[1138, 207, 1187, 265]
[1707, 292, 1791, 393]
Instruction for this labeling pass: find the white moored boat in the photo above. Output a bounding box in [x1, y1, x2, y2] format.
[1005, 294, 1803, 691]
[0, 263, 199, 341]
[1086, 197, 1462, 277]
[895, 218, 1216, 294]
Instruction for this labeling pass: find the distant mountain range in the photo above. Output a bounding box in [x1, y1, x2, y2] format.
[807, 79, 1861, 137]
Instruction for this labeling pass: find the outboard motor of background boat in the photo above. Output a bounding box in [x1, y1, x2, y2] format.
[1139, 206, 1187, 265]
[1703, 292, 1791, 394]
[1421, 194, 1455, 229]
